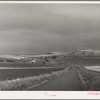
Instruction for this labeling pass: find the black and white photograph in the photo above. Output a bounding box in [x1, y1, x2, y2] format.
[0, 2, 100, 92]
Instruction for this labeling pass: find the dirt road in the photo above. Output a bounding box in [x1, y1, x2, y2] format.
[30, 66, 82, 91]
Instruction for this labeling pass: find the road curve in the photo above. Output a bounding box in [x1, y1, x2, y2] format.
[30, 66, 82, 91]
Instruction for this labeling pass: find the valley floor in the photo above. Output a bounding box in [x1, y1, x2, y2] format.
[0, 64, 100, 91]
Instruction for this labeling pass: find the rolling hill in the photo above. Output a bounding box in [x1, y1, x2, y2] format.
[66, 49, 100, 57]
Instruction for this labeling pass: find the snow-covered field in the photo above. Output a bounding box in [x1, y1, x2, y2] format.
[0, 66, 63, 69]
[85, 66, 100, 72]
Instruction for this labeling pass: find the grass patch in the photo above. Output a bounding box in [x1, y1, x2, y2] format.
[89, 76, 100, 91]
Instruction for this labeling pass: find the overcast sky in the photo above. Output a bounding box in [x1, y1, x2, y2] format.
[0, 4, 100, 55]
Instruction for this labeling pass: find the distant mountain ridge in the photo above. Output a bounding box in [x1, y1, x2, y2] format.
[66, 49, 100, 57]
[1, 49, 100, 60]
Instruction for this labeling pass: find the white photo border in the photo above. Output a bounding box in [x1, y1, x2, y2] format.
[0, 1, 100, 99]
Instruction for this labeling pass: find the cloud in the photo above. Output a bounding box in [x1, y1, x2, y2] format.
[0, 4, 100, 54]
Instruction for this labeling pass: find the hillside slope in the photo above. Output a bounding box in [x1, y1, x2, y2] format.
[66, 49, 100, 57]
